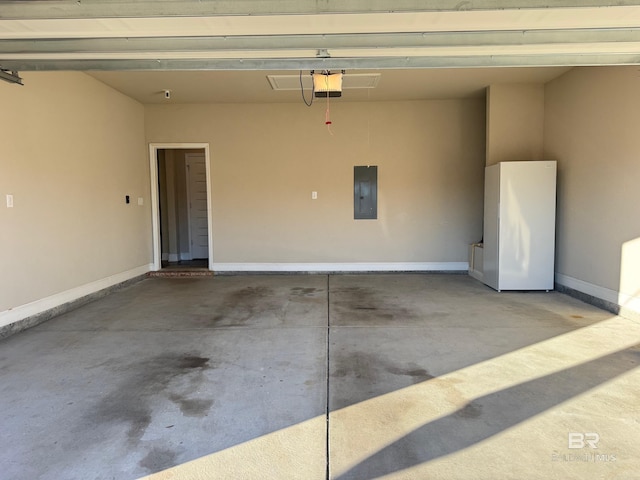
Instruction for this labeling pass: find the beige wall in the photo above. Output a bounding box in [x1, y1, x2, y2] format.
[486, 83, 544, 166]
[146, 99, 486, 265]
[1, 83, 484, 323]
[544, 66, 640, 312]
[0, 72, 151, 314]
[4, 68, 636, 322]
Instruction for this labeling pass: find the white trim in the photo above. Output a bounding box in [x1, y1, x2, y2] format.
[555, 273, 640, 316]
[212, 262, 469, 273]
[204, 149, 213, 271]
[555, 273, 619, 305]
[0, 264, 152, 328]
[149, 144, 161, 271]
[180, 252, 192, 261]
[149, 143, 212, 272]
[168, 253, 179, 262]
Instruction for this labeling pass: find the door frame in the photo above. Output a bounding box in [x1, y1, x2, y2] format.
[149, 143, 212, 271]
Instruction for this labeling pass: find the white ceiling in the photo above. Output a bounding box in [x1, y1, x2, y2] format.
[87, 67, 572, 104]
[0, 1, 637, 103]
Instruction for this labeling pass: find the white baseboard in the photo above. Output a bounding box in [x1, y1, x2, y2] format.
[555, 273, 640, 316]
[180, 252, 192, 261]
[168, 253, 179, 262]
[212, 262, 469, 273]
[0, 264, 152, 329]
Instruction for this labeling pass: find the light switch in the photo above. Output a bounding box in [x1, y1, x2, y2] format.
[311, 191, 318, 200]
[138, 197, 144, 206]
[6, 194, 13, 208]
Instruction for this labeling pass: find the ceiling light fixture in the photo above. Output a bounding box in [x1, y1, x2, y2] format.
[313, 70, 344, 98]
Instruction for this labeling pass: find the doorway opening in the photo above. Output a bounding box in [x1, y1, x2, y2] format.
[149, 144, 212, 271]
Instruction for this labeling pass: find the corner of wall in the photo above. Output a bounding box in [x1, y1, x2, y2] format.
[485, 83, 545, 166]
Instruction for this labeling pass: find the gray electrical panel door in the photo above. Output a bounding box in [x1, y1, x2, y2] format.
[354, 166, 378, 219]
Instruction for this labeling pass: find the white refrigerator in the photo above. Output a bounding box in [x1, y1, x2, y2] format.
[483, 161, 557, 291]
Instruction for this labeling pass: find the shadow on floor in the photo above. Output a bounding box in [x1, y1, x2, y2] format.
[335, 344, 640, 480]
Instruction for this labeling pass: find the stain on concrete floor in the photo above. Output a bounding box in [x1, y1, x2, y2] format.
[291, 287, 319, 296]
[139, 446, 179, 473]
[333, 351, 433, 384]
[331, 350, 435, 409]
[87, 353, 213, 445]
[2, 274, 636, 480]
[331, 286, 421, 324]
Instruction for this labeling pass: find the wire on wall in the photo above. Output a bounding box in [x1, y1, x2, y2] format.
[300, 70, 314, 107]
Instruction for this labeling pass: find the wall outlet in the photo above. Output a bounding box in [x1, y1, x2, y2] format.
[6, 194, 13, 208]
[138, 197, 144, 206]
[312, 191, 318, 200]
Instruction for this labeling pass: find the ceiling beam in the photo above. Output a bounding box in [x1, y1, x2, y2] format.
[4, 9, 640, 40]
[2, 0, 640, 19]
[3, 52, 640, 72]
[2, 3, 640, 72]
[3, 29, 640, 55]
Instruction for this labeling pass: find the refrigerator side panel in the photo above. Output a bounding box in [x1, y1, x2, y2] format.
[528, 161, 557, 289]
[498, 161, 556, 290]
[483, 164, 500, 290]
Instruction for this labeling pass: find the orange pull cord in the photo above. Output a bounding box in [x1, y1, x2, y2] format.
[324, 75, 334, 135]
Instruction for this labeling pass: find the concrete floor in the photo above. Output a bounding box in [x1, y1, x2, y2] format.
[0, 274, 639, 480]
